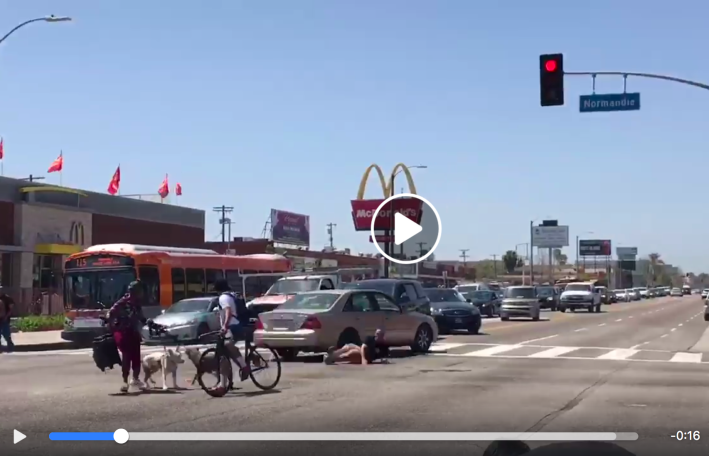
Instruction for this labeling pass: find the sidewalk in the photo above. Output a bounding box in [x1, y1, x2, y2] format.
[7, 330, 77, 352]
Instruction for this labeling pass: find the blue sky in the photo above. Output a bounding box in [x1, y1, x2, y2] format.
[1, 1, 707, 271]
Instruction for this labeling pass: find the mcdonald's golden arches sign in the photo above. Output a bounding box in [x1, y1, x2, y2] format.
[350, 163, 423, 232]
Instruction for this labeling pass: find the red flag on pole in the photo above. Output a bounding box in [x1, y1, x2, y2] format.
[158, 175, 169, 198]
[107, 166, 121, 195]
[48, 152, 63, 173]
[175, 183, 182, 196]
[0, 138, 4, 160]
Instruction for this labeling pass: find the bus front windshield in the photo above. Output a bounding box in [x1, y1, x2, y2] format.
[65, 268, 137, 309]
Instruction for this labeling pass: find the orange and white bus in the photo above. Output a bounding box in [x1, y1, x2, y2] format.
[61, 244, 292, 342]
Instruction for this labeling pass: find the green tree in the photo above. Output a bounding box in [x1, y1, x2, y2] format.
[476, 260, 497, 280]
[502, 250, 519, 273]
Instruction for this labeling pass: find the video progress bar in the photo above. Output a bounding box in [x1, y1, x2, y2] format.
[128, 432, 639, 442]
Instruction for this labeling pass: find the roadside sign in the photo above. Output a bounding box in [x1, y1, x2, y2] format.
[616, 246, 638, 256]
[579, 239, 612, 256]
[579, 93, 640, 113]
[531, 225, 569, 248]
[350, 198, 423, 231]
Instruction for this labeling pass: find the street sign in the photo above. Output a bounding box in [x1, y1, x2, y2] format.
[579, 93, 640, 113]
[531, 225, 569, 248]
[616, 247, 638, 256]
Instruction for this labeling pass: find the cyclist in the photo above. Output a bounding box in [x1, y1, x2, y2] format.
[211, 279, 251, 395]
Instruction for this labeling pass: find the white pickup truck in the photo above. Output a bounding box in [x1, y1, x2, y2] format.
[559, 282, 602, 313]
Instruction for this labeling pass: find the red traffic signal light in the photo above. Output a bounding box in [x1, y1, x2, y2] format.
[539, 54, 564, 107]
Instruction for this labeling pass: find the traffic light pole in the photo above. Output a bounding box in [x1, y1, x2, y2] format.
[564, 71, 709, 91]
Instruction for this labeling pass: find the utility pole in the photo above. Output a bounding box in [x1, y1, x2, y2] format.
[326, 223, 337, 249]
[416, 242, 427, 257]
[20, 175, 45, 182]
[491, 254, 498, 278]
[459, 249, 469, 266]
[212, 205, 234, 243]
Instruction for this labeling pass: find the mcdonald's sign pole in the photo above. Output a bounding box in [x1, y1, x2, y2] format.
[350, 164, 425, 278]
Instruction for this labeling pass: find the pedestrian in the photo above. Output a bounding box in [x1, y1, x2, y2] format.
[324, 329, 389, 365]
[108, 280, 149, 393]
[0, 287, 15, 353]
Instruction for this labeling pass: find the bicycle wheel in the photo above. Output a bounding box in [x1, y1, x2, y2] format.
[248, 344, 281, 391]
[197, 348, 233, 398]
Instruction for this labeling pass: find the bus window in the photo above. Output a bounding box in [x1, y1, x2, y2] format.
[206, 269, 224, 293]
[138, 266, 160, 306]
[185, 268, 205, 298]
[259, 275, 280, 293]
[225, 269, 241, 292]
[244, 278, 261, 300]
[171, 268, 186, 302]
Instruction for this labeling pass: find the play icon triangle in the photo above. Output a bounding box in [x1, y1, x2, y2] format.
[394, 212, 422, 245]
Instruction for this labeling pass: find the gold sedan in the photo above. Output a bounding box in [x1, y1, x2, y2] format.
[254, 289, 438, 361]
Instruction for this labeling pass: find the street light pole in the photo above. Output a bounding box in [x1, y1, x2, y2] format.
[516, 243, 529, 285]
[529, 220, 534, 284]
[0, 16, 72, 46]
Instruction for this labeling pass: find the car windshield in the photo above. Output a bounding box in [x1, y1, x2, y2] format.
[504, 287, 536, 299]
[424, 289, 466, 302]
[340, 281, 396, 296]
[166, 299, 211, 314]
[267, 279, 321, 295]
[565, 284, 591, 292]
[466, 290, 492, 301]
[280, 292, 340, 310]
[536, 287, 554, 297]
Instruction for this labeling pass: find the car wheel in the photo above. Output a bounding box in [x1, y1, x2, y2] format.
[596, 304, 602, 313]
[411, 324, 433, 353]
[550, 305, 557, 312]
[559, 307, 566, 313]
[336, 328, 361, 348]
[532, 314, 540, 321]
[704, 313, 709, 322]
[276, 348, 300, 362]
[486, 306, 494, 318]
[501, 316, 510, 321]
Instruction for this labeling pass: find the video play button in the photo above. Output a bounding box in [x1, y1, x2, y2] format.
[370, 193, 441, 265]
[14, 430, 26, 444]
[394, 212, 422, 245]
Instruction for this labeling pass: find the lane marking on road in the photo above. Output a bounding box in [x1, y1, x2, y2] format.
[598, 323, 606, 327]
[615, 319, 623, 322]
[429, 343, 470, 352]
[528, 346, 578, 358]
[519, 335, 558, 345]
[671, 328, 677, 332]
[461, 344, 521, 357]
[597, 348, 639, 360]
[661, 334, 669, 338]
[679, 324, 683, 327]
[630, 342, 649, 349]
[628, 316, 633, 319]
[670, 352, 703, 363]
[574, 328, 587, 332]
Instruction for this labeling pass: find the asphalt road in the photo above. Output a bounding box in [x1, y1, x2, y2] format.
[4, 295, 709, 456]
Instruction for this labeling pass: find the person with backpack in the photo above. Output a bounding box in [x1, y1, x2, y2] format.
[0, 287, 15, 353]
[210, 279, 252, 395]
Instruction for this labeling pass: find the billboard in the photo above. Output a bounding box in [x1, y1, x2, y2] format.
[350, 163, 422, 232]
[270, 209, 310, 247]
[531, 225, 569, 248]
[579, 239, 612, 256]
[616, 247, 638, 257]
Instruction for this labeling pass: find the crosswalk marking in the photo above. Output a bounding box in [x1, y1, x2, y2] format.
[596, 349, 639, 360]
[528, 346, 578, 358]
[670, 352, 702, 363]
[429, 343, 469, 352]
[462, 345, 521, 357]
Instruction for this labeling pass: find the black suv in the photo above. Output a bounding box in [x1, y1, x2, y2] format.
[340, 279, 431, 315]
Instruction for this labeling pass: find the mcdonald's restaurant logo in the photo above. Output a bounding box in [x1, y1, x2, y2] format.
[69, 221, 85, 246]
[350, 163, 423, 232]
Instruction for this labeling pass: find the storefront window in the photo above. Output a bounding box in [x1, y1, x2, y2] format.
[33, 254, 62, 290]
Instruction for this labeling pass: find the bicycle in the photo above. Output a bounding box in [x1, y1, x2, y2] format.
[196, 328, 281, 398]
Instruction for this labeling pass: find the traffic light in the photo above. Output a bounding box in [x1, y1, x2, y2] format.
[539, 54, 564, 107]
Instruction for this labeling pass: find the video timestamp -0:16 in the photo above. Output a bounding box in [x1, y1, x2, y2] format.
[670, 431, 700, 441]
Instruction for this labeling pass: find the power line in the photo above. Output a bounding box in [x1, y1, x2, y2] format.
[326, 223, 337, 249]
[459, 249, 469, 266]
[212, 205, 234, 243]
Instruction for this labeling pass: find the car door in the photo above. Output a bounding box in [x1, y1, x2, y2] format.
[341, 292, 384, 341]
[369, 292, 408, 345]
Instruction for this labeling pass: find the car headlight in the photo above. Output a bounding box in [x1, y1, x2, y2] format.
[431, 307, 443, 315]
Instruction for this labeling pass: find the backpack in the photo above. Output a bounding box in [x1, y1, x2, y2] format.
[92, 334, 122, 372]
[217, 292, 251, 325]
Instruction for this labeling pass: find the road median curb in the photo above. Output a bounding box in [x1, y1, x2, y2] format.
[13, 342, 79, 352]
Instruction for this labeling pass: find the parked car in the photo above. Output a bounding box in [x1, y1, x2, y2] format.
[629, 288, 642, 301]
[141, 297, 220, 343]
[341, 279, 431, 315]
[463, 289, 501, 318]
[254, 289, 438, 360]
[701, 289, 709, 299]
[535, 285, 558, 311]
[670, 288, 683, 297]
[595, 286, 612, 304]
[424, 288, 482, 334]
[499, 286, 542, 321]
[614, 289, 630, 303]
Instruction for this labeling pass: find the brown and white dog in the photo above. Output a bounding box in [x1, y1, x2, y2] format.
[142, 347, 185, 390]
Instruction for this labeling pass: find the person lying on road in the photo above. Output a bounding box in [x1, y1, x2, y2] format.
[324, 329, 389, 365]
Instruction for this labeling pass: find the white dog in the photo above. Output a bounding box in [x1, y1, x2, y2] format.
[142, 347, 185, 390]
